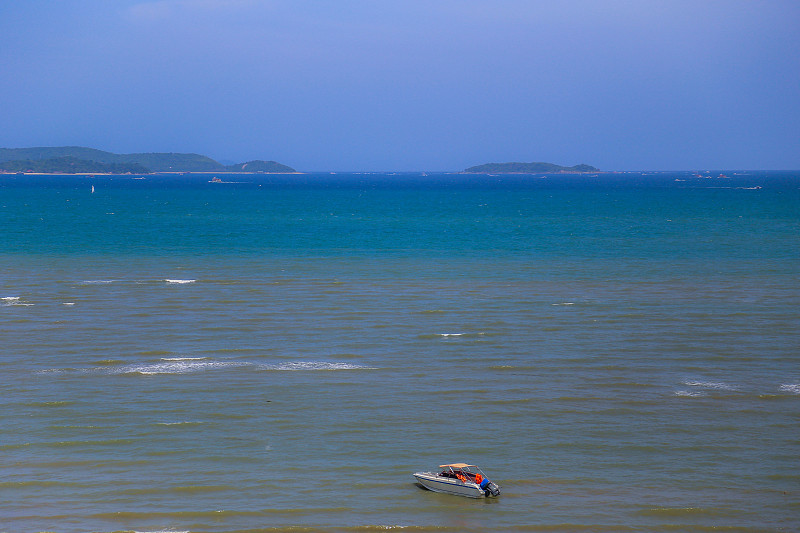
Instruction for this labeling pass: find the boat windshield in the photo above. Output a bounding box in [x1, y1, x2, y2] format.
[439, 464, 487, 482]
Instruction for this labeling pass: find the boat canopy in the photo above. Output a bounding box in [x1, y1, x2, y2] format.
[439, 463, 476, 469]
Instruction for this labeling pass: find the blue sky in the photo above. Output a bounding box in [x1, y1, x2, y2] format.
[1, 0, 798, 171]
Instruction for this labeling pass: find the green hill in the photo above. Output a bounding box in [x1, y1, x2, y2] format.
[464, 162, 599, 173]
[0, 156, 148, 174]
[225, 160, 297, 173]
[0, 146, 296, 173]
[117, 152, 223, 172]
[0, 146, 119, 163]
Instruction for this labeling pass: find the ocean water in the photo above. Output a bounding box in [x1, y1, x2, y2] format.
[1, 171, 798, 533]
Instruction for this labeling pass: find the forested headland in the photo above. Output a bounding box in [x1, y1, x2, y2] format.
[0, 147, 297, 174]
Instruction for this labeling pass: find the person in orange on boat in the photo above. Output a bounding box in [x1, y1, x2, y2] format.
[475, 474, 483, 484]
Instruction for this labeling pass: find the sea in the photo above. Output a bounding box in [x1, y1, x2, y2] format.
[1, 171, 798, 533]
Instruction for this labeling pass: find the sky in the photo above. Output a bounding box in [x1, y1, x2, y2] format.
[1, 0, 799, 171]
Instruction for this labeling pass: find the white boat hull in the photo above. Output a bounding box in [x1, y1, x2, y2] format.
[413, 472, 486, 498]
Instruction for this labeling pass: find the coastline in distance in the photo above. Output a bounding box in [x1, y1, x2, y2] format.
[464, 162, 599, 173]
[0, 146, 297, 174]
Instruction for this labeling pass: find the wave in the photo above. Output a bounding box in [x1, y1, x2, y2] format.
[117, 484, 235, 496]
[487, 364, 540, 371]
[674, 390, 705, 397]
[80, 278, 197, 285]
[1, 296, 33, 306]
[38, 358, 375, 375]
[0, 480, 88, 488]
[594, 381, 656, 389]
[91, 508, 350, 520]
[418, 332, 487, 340]
[133, 531, 189, 533]
[25, 400, 76, 407]
[481, 397, 534, 405]
[674, 381, 800, 398]
[634, 506, 747, 518]
[117, 359, 249, 375]
[268, 361, 375, 371]
[1, 438, 135, 450]
[90, 359, 125, 366]
[682, 380, 737, 391]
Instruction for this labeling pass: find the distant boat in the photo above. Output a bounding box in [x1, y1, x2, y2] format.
[413, 463, 500, 498]
[210, 177, 222, 183]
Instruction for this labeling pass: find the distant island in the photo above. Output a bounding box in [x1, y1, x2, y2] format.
[464, 162, 599, 173]
[0, 148, 601, 175]
[0, 146, 297, 174]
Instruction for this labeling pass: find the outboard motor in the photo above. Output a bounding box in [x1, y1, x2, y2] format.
[479, 478, 500, 497]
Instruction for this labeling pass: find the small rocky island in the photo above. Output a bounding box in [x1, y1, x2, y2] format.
[464, 162, 599, 173]
[0, 146, 297, 174]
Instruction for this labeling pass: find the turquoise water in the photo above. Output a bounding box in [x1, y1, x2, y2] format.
[1, 172, 798, 532]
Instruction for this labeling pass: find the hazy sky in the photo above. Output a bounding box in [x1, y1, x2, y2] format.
[2, 0, 798, 171]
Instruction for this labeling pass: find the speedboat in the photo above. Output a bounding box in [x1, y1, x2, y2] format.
[413, 463, 500, 498]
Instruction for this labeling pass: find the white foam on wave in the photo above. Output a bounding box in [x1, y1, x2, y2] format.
[116, 359, 249, 375]
[683, 380, 737, 391]
[269, 361, 375, 371]
[81, 280, 118, 284]
[39, 358, 374, 376]
[433, 332, 487, 339]
[164, 279, 196, 284]
[552, 302, 575, 306]
[779, 384, 800, 394]
[675, 390, 705, 398]
[2, 296, 33, 306]
[36, 368, 68, 374]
